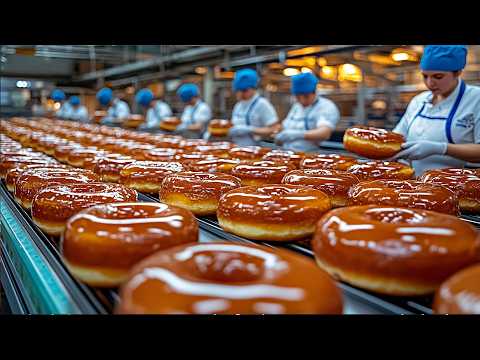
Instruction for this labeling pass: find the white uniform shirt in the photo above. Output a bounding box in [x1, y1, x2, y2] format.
[394, 80, 480, 175]
[231, 93, 278, 146]
[102, 98, 131, 125]
[143, 101, 173, 129]
[180, 99, 211, 138]
[55, 102, 72, 119]
[281, 95, 340, 151]
[67, 105, 89, 122]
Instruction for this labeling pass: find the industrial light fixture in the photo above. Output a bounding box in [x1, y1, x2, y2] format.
[283, 68, 300, 77]
[16, 80, 31, 88]
[338, 63, 363, 82]
[287, 46, 324, 57]
[195, 66, 208, 74]
[372, 99, 387, 110]
[301, 67, 313, 73]
[317, 57, 327, 67]
[391, 48, 419, 62]
[319, 66, 337, 80]
[53, 102, 61, 110]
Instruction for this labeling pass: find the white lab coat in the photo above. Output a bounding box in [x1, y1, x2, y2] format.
[281, 95, 340, 152]
[230, 93, 278, 146]
[67, 105, 89, 122]
[180, 100, 212, 138]
[141, 101, 173, 129]
[101, 98, 131, 125]
[393, 80, 480, 175]
[55, 102, 72, 119]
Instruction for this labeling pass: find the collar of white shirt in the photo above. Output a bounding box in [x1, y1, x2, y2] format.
[424, 79, 462, 109]
[241, 93, 260, 107]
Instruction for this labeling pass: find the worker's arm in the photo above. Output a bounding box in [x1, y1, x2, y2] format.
[252, 122, 281, 137]
[303, 125, 334, 142]
[446, 143, 480, 163]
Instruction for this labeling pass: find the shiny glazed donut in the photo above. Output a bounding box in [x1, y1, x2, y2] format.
[83, 153, 128, 172]
[0, 156, 58, 178]
[262, 150, 305, 169]
[159, 172, 242, 215]
[61, 202, 199, 287]
[348, 180, 459, 215]
[32, 183, 138, 236]
[217, 184, 332, 241]
[14, 168, 99, 209]
[300, 153, 358, 171]
[116, 242, 343, 314]
[66, 147, 106, 167]
[137, 148, 183, 162]
[281, 169, 359, 208]
[119, 161, 185, 194]
[207, 119, 233, 137]
[419, 168, 480, 214]
[53, 143, 82, 163]
[93, 157, 136, 182]
[228, 146, 271, 161]
[187, 158, 240, 174]
[347, 160, 414, 181]
[193, 143, 232, 158]
[343, 126, 405, 159]
[159, 117, 181, 132]
[5, 164, 70, 193]
[312, 205, 480, 296]
[433, 264, 480, 314]
[231, 160, 296, 186]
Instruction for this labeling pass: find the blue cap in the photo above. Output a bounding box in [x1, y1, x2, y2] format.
[51, 89, 66, 101]
[96, 87, 113, 106]
[420, 45, 468, 72]
[177, 83, 199, 103]
[69, 96, 80, 106]
[233, 69, 259, 91]
[135, 88, 154, 107]
[291, 72, 318, 95]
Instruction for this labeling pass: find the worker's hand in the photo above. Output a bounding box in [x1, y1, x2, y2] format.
[229, 125, 254, 137]
[274, 129, 305, 144]
[390, 140, 447, 161]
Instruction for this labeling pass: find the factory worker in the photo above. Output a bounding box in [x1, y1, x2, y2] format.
[274, 72, 340, 152]
[135, 88, 173, 131]
[96, 87, 131, 126]
[67, 96, 89, 122]
[176, 83, 212, 139]
[51, 89, 71, 119]
[228, 69, 279, 146]
[391, 45, 480, 175]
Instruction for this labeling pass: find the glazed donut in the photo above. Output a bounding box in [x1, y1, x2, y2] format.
[343, 126, 405, 159]
[228, 146, 271, 161]
[419, 169, 480, 214]
[83, 153, 128, 172]
[32, 183, 137, 236]
[159, 172, 242, 215]
[119, 161, 185, 194]
[433, 264, 480, 314]
[53, 143, 82, 163]
[0, 156, 58, 179]
[116, 242, 343, 314]
[175, 153, 218, 167]
[159, 117, 181, 132]
[262, 150, 305, 169]
[5, 164, 69, 193]
[300, 153, 358, 171]
[193, 142, 233, 158]
[231, 160, 296, 186]
[61, 202, 199, 287]
[347, 160, 414, 181]
[217, 184, 332, 241]
[187, 158, 240, 174]
[14, 168, 99, 209]
[123, 114, 145, 129]
[93, 157, 136, 183]
[348, 180, 459, 215]
[312, 205, 480, 296]
[281, 169, 359, 208]
[137, 148, 183, 162]
[67, 147, 106, 167]
[207, 119, 233, 137]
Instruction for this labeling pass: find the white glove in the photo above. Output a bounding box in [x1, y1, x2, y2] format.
[390, 140, 447, 161]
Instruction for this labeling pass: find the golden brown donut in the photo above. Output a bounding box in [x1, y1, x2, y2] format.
[0, 155, 58, 179]
[5, 164, 70, 193]
[66, 147, 105, 167]
[348, 180, 459, 215]
[137, 148, 184, 162]
[61, 202, 199, 287]
[217, 184, 332, 241]
[123, 114, 145, 129]
[175, 153, 218, 167]
[159, 117, 181, 132]
[159, 172, 242, 215]
[262, 150, 305, 169]
[14, 168, 99, 209]
[231, 160, 296, 186]
[281, 169, 359, 208]
[116, 242, 343, 314]
[347, 160, 414, 181]
[300, 153, 358, 171]
[83, 153, 127, 172]
[343, 126, 405, 159]
[312, 205, 480, 296]
[419, 169, 480, 214]
[228, 146, 271, 161]
[207, 119, 233, 137]
[93, 157, 136, 183]
[193, 142, 233, 158]
[187, 158, 240, 174]
[119, 161, 185, 194]
[53, 143, 83, 163]
[32, 183, 137, 236]
[433, 264, 480, 314]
